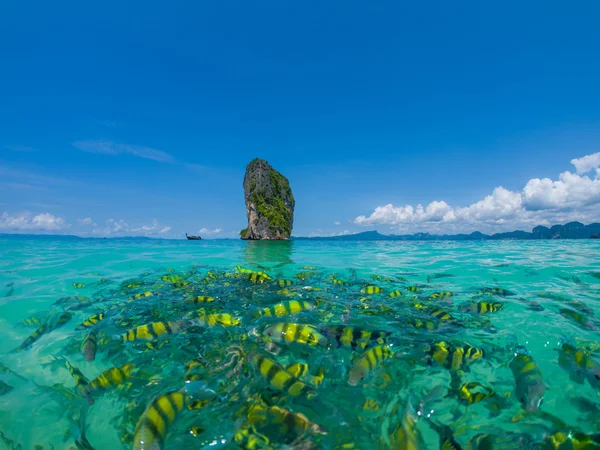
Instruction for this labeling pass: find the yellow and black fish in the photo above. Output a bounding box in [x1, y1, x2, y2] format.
[348, 345, 394, 385]
[72, 282, 86, 289]
[276, 279, 293, 287]
[54, 295, 91, 306]
[161, 274, 182, 283]
[19, 316, 44, 327]
[234, 423, 271, 450]
[13, 312, 72, 352]
[267, 405, 327, 436]
[120, 321, 186, 342]
[195, 313, 240, 327]
[184, 358, 205, 383]
[510, 349, 545, 412]
[557, 342, 600, 388]
[457, 382, 494, 405]
[389, 290, 403, 298]
[559, 308, 598, 330]
[295, 271, 313, 280]
[425, 307, 460, 326]
[251, 353, 316, 398]
[81, 330, 98, 362]
[324, 325, 389, 350]
[371, 274, 393, 283]
[132, 382, 216, 450]
[286, 363, 325, 386]
[541, 430, 600, 450]
[235, 265, 255, 274]
[248, 271, 271, 284]
[76, 313, 105, 330]
[184, 295, 215, 304]
[331, 278, 345, 285]
[427, 341, 484, 371]
[459, 301, 504, 314]
[264, 323, 329, 348]
[361, 285, 383, 295]
[407, 317, 438, 330]
[130, 291, 154, 301]
[63, 359, 89, 396]
[428, 291, 453, 300]
[473, 287, 515, 297]
[84, 363, 134, 398]
[406, 286, 421, 293]
[258, 300, 315, 318]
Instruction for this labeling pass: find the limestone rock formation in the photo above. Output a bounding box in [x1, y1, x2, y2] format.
[241, 159, 295, 240]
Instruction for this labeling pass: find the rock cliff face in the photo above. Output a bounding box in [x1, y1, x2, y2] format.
[241, 159, 295, 240]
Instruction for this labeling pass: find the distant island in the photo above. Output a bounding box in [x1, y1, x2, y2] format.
[294, 221, 600, 241]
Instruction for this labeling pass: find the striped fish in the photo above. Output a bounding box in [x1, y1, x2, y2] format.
[263, 323, 329, 348]
[460, 301, 504, 314]
[84, 363, 134, 398]
[76, 313, 105, 330]
[428, 341, 484, 371]
[361, 285, 383, 295]
[248, 271, 271, 284]
[13, 312, 72, 352]
[184, 296, 215, 304]
[426, 307, 460, 326]
[132, 382, 215, 450]
[457, 382, 494, 405]
[267, 405, 327, 436]
[258, 300, 315, 318]
[474, 287, 515, 297]
[428, 291, 453, 300]
[509, 349, 545, 412]
[120, 321, 186, 342]
[63, 359, 89, 397]
[389, 290, 403, 298]
[324, 325, 389, 350]
[195, 313, 240, 327]
[251, 353, 316, 398]
[286, 363, 325, 386]
[81, 330, 98, 362]
[19, 316, 44, 327]
[348, 345, 394, 385]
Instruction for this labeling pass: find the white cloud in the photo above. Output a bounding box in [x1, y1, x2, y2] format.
[96, 219, 172, 237]
[332, 229, 351, 236]
[132, 220, 172, 235]
[354, 152, 600, 234]
[72, 140, 174, 163]
[104, 218, 130, 234]
[333, 221, 341, 225]
[0, 212, 71, 231]
[571, 152, 600, 174]
[198, 227, 222, 235]
[77, 217, 96, 226]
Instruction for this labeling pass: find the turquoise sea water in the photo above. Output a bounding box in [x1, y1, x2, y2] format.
[1, 236, 600, 449]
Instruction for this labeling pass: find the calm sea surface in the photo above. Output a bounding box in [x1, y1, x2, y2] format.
[1, 236, 599, 449]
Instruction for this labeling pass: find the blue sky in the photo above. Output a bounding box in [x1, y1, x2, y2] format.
[1, 1, 600, 237]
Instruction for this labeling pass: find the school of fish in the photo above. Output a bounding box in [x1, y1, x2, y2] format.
[1, 264, 600, 449]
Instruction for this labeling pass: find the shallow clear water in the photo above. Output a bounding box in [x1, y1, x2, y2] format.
[1, 236, 600, 449]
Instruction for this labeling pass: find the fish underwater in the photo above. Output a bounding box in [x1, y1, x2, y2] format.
[2, 258, 600, 450]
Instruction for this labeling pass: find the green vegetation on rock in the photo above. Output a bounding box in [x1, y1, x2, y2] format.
[241, 158, 295, 240]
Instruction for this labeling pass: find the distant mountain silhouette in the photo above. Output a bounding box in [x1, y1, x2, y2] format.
[295, 222, 600, 241]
